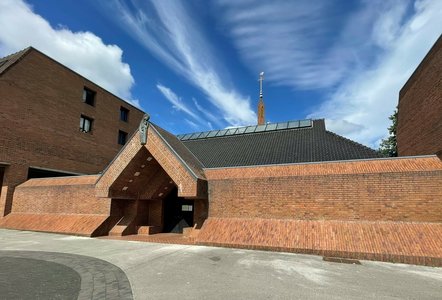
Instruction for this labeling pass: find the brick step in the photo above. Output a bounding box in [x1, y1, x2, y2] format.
[137, 225, 161, 235]
[109, 225, 128, 236]
[109, 215, 137, 236]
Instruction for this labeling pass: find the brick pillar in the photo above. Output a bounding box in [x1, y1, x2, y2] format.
[148, 199, 163, 230]
[0, 164, 28, 217]
[194, 199, 208, 229]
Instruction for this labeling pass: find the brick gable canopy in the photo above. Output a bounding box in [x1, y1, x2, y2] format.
[95, 123, 207, 200]
[180, 119, 382, 168]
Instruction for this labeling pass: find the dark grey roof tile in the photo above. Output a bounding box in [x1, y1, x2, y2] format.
[181, 120, 382, 168]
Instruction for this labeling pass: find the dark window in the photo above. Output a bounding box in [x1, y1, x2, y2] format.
[118, 130, 128, 145]
[120, 107, 129, 122]
[82, 87, 96, 106]
[79, 115, 93, 133]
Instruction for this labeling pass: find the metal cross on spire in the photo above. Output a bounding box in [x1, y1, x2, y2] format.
[259, 71, 264, 98]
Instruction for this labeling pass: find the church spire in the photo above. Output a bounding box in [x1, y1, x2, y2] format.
[258, 71, 265, 125]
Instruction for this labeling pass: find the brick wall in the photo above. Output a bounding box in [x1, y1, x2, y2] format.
[11, 175, 110, 215]
[148, 200, 163, 229]
[197, 218, 442, 266]
[0, 48, 144, 215]
[204, 156, 442, 222]
[397, 36, 442, 156]
[0, 175, 112, 236]
[198, 156, 442, 266]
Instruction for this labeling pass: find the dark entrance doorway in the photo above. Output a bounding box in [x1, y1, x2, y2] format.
[163, 188, 194, 233]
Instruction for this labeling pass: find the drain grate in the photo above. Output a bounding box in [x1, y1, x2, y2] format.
[323, 257, 361, 264]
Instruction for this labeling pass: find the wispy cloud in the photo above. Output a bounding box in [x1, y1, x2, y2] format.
[192, 98, 224, 128]
[216, 0, 354, 89]
[106, 0, 256, 126]
[156, 83, 200, 120]
[217, 0, 441, 147]
[184, 119, 199, 130]
[0, 0, 140, 108]
[309, 0, 442, 147]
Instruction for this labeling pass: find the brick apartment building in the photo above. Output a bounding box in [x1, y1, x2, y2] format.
[0, 36, 440, 267]
[0, 47, 145, 216]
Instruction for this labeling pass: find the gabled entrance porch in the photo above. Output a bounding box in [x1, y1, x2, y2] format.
[94, 122, 208, 239]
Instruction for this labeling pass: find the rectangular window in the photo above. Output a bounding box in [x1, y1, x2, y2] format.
[79, 115, 93, 133]
[82, 87, 96, 106]
[118, 130, 128, 145]
[120, 107, 129, 122]
[182, 205, 193, 212]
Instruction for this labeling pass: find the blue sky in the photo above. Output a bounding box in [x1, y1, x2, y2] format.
[0, 0, 440, 148]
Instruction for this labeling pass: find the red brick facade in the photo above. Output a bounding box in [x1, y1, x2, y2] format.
[204, 157, 442, 222]
[197, 218, 442, 266]
[197, 156, 442, 265]
[0, 175, 111, 236]
[0, 48, 145, 216]
[397, 36, 442, 156]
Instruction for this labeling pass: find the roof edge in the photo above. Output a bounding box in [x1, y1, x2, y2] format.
[0, 47, 32, 76]
[202, 154, 439, 170]
[324, 130, 380, 154]
[399, 35, 441, 99]
[150, 124, 205, 180]
[1, 46, 145, 114]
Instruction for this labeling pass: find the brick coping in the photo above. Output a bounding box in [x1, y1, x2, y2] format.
[203, 155, 439, 170]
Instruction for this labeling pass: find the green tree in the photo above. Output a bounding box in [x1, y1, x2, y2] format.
[379, 108, 398, 157]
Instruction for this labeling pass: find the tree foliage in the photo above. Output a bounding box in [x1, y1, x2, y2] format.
[379, 108, 398, 157]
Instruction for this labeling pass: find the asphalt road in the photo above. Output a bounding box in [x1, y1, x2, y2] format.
[0, 229, 441, 300]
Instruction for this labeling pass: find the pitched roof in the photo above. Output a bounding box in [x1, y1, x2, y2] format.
[0, 46, 145, 113]
[178, 119, 382, 168]
[0, 47, 31, 75]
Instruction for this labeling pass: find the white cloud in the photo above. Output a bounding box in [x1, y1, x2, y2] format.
[218, 0, 441, 147]
[184, 119, 199, 130]
[192, 98, 224, 128]
[0, 0, 139, 107]
[156, 83, 200, 121]
[106, 0, 256, 126]
[309, 0, 442, 147]
[216, 0, 352, 89]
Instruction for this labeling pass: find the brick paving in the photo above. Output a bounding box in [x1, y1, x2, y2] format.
[0, 250, 133, 299]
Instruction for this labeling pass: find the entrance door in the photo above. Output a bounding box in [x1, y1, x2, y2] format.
[163, 189, 194, 233]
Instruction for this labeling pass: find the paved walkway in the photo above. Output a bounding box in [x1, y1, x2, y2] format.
[0, 229, 441, 300]
[0, 251, 132, 299]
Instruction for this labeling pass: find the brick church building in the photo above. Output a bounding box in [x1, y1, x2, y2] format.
[0, 36, 441, 266]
